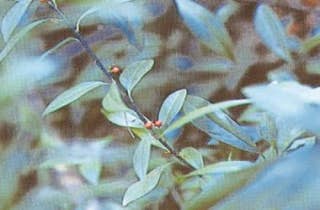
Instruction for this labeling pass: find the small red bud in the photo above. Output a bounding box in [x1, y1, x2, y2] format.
[144, 121, 153, 129]
[39, 0, 48, 3]
[110, 65, 121, 74]
[154, 120, 162, 128]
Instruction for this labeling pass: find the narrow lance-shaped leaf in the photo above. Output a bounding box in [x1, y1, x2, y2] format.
[185, 161, 253, 177]
[243, 81, 320, 135]
[76, 7, 99, 32]
[43, 81, 107, 116]
[97, 0, 146, 49]
[162, 99, 251, 136]
[122, 165, 165, 206]
[0, 19, 50, 63]
[183, 96, 257, 151]
[79, 160, 102, 185]
[184, 161, 266, 210]
[300, 33, 320, 54]
[131, 128, 169, 151]
[102, 82, 130, 113]
[254, 5, 292, 62]
[174, 0, 234, 60]
[179, 147, 204, 169]
[158, 89, 187, 127]
[119, 59, 154, 96]
[1, 0, 33, 42]
[216, 0, 240, 23]
[40, 37, 78, 60]
[101, 110, 144, 128]
[133, 137, 151, 180]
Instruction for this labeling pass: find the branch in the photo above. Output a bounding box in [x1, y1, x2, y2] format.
[46, 0, 197, 171]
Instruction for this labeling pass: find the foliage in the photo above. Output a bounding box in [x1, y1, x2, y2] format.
[0, 0, 320, 209]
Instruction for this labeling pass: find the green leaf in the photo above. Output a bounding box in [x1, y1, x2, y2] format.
[300, 33, 320, 54]
[43, 81, 107, 116]
[243, 82, 320, 135]
[79, 160, 102, 185]
[183, 96, 257, 152]
[175, 0, 234, 60]
[158, 89, 187, 127]
[184, 162, 266, 210]
[179, 147, 204, 169]
[40, 37, 78, 60]
[254, 5, 292, 62]
[1, 0, 33, 42]
[122, 166, 164, 206]
[119, 59, 154, 96]
[131, 128, 169, 151]
[133, 137, 151, 180]
[102, 82, 130, 112]
[0, 19, 49, 63]
[306, 59, 320, 75]
[76, 7, 99, 32]
[185, 161, 253, 177]
[102, 110, 144, 128]
[216, 0, 240, 23]
[162, 99, 250, 136]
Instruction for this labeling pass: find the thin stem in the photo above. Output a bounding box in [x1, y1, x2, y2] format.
[157, 136, 196, 169]
[47, 1, 112, 82]
[47, 0, 196, 170]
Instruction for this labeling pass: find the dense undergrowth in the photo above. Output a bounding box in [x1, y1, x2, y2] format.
[0, 0, 320, 209]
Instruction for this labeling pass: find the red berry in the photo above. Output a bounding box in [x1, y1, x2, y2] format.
[144, 121, 153, 129]
[39, 0, 48, 3]
[110, 65, 121, 74]
[154, 120, 162, 128]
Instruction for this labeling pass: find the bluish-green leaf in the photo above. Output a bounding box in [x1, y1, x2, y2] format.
[102, 110, 144, 128]
[40, 37, 78, 60]
[102, 82, 130, 112]
[79, 160, 102, 185]
[243, 81, 320, 135]
[216, 0, 240, 23]
[306, 60, 320, 75]
[183, 96, 257, 152]
[211, 146, 320, 210]
[175, 0, 234, 60]
[133, 137, 151, 180]
[76, 7, 99, 32]
[0, 19, 49, 63]
[162, 99, 250, 136]
[179, 147, 204, 169]
[1, 0, 33, 42]
[119, 59, 154, 96]
[122, 166, 164, 206]
[184, 161, 266, 210]
[254, 5, 292, 62]
[131, 128, 169, 151]
[43, 81, 107, 116]
[300, 33, 320, 54]
[159, 89, 187, 127]
[97, 0, 148, 49]
[186, 161, 253, 177]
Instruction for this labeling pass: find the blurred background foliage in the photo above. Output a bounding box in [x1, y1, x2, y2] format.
[0, 0, 320, 209]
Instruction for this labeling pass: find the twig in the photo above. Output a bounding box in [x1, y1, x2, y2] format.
[46, 0, 197, 170]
